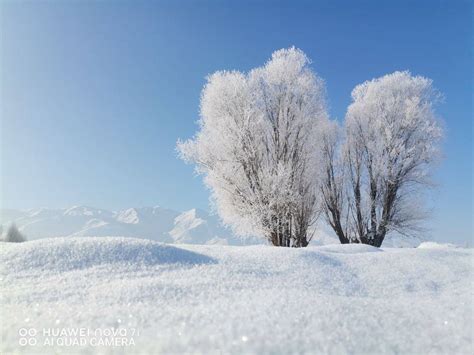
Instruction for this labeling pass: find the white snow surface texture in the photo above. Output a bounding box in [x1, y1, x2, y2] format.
[1, 237, 472, 354]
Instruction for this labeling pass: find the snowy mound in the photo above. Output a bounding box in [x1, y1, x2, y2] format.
[314, 243, 382, 253]
[417, 241, 460, 249]
[1, 239, 472, 354]
[0, 237, 214, 272]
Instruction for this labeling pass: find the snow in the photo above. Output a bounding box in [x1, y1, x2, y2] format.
[1, 237, 472, 354]
[63, 206, 104, 217]
[316, 243, 382, 253]
[169, 208, 209, 243]
[115, 208, 141, 224]
[1, 237, 214, 273]
[417, 241, 460, 249]
[168, 208, 253, 245]
[0, 206, 241, 245]
[1, 206, 424, 248]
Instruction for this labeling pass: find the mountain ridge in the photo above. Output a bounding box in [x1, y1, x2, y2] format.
[0, 205, 253, 245]
[0, 206, 423, 247]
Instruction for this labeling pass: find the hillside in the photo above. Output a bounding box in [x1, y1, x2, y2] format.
[1, 237, 471, 354]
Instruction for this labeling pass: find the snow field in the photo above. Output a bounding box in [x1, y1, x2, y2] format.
[1, 237, 472, 354]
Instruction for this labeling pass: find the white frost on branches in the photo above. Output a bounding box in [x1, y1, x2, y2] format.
[322, 71, 443, 246]
[178, 48, 329, 246]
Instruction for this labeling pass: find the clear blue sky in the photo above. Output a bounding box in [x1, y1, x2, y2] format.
[1, 0, 472, 244]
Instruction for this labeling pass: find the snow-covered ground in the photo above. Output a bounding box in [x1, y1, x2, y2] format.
[1, 237, 472, 354]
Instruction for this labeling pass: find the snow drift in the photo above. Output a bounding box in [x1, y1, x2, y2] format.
[1, 237, 215, 273]
[1, 237, 472, 354]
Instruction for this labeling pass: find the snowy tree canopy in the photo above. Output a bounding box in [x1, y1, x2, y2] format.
[322, 71, 443, 247]
[178, 48, 329, 247]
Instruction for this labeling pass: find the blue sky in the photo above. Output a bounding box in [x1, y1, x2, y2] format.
[1, 0, 472, 244]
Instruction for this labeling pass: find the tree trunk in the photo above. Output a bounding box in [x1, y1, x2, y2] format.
[268, 230, 310, 247]
[298, 237, 309, 247]
[359, 231, 385, 247]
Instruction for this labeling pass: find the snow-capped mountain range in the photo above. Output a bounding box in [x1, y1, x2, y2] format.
[0, 205, 423, 247]
[0, 206, 253, 245]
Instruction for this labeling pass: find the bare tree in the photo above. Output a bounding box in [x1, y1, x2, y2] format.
[322, 71, 442, 247]
[178, 48, 329, 247]
[4, 224, 26, 243]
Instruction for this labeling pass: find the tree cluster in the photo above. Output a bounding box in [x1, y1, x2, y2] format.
[178, 48, 442, 247]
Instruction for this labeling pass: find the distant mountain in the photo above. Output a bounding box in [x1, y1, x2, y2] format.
[0, 206, 255, 245]
[0, 206, 422, 247]
[169, 208, 243, 245]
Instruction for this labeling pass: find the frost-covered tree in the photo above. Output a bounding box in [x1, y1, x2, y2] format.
[322, 71, 443, 247]
[4, 224, 26, 243]
[178, 48, 329, 247]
